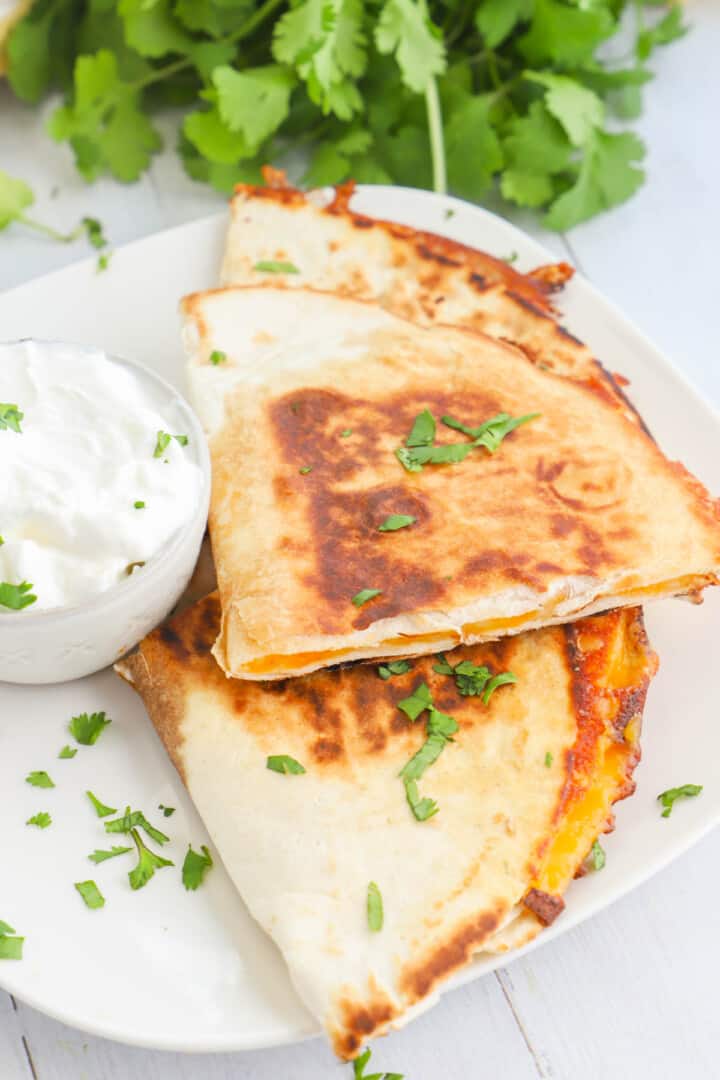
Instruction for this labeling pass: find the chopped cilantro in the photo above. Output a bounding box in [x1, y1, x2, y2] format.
[86, 790, 117, 818]
[482, 671, 518, 704]
[159, 804, 175, 817]
[441, 411, 540, 453]
[253, 260, 300, 274]
[81, 216, 106, 249]
[0, 581, 37, 610]
[434, 654, 517, 702]
[378, 514, 416, 532]
[378, 659, 412, 680]
[588, 839, 606, 871]
[182, 844, 213, 890]
[397, 681, 433, 722]
[96, 251, 111, 272]
[88, 846, 132, 864]
[398, 692, 459, 823]
[657, 783, 703, 818]
[544, 752, 553, 768]
[0, 934, 23, 960]
[69, 711, 111, 745]
[128, 828, 173, 890]
[210, 350, 227, 365]
[299, 465, 313, 475]
[353, 1047, 403, 1080]
[367, 881, 383, 932]
[406, 408, 436, 448]
[0, 920, 16, 935]
[153, 430, 188, 457]
[267, 755, 306, 775]
[0, 403, 23, 433]
[74, 880, 105, 909]
[134, 500, 145, 509]
[26, 811, 51, 828]
[26, 770, 54, 788]
[104, 807, 169, 846]
[340, 428, 353, 438]
[58, 745, 77, 759]
[352, 588, 382, 607]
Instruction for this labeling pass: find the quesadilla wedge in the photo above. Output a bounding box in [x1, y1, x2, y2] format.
[181, 286, 720, 681]
[220, 170, 639, 427]
[116, 594, 657, 1059]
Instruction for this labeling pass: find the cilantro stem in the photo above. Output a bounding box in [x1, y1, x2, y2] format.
[128, 0, 288, 94]
[425, 78, 447, 195]
[16, 214, 83, 244]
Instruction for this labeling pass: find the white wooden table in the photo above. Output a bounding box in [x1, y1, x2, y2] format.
[2, 7, 719, 1076]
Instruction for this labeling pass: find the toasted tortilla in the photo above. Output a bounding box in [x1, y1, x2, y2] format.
[220, 171, 640, 426]
[117, 594, 657, 1058]
[181, 286, 719, 680]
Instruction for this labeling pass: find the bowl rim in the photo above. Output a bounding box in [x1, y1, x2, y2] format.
[0, 337, 211, 625]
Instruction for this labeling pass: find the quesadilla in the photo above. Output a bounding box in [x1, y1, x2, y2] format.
[181, 286, 720, 681]
[220, 170, 639, 426]
[117, 594, 657, 1059]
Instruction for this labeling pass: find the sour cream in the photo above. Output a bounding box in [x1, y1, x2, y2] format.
[0, 340, 204, 613]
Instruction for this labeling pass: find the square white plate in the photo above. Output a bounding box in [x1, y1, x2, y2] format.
[0, 187, 718, 1053]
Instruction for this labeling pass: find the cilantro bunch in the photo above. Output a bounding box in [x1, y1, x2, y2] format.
[6, 0, 685, 229]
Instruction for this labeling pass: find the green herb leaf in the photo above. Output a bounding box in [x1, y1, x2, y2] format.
[88, 846, 132, 864]
[252, 260, 300, 274]
[86, 790, 117, 818]
[0, 169, 34, 230]
[657, 783, 703, 818]
[128, 828, 174, 890]
[26, 812, 52, 829]
[406, 408, 436, 447]
[58, 745, 77, 759]
[267, 755, 306, 775]
[182, 844, 214, 890]
[352, 588, 383, 607]
[69, 711, 111, 746]
[340, 428, 353, 438]
[26, 770, 54, 789]
[441, 412, 540, 453]
[74, 880, 105, 910]
[375, 0, 446, 93]
[588, 838, 606, 871]
[545, 130, 645, 231]
[398, 703, 458, 822]
[0, 581, 37, 610]
[378, 659, 412, 680]
[134, 500, 145, 509]
[159, 805, 175, 817]
[353, 1046, 404, 1080]
[378, 514, 416, 532]
[367, 881, 384, 932]
[209, 350, 226, 365]
[0, 935, 24, 960]
[482, 671, 518, 705]
[299, 465, 313, 475]
[153, 430, 189, 457]
[0, 402, 24, 433]
[0, 920, 16, 935]
[104, 807, 170, 846]
[544, 752, 553, 768]
[397, 681, 433, 722]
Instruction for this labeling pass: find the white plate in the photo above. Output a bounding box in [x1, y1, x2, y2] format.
[1, 187, 718, 1053]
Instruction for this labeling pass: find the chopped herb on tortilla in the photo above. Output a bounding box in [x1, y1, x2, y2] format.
[267, 755, 306, 775]
[367, 881, 384, 932]
[657, 783, 703, 818]
[378, 660, 412, 680]
[352, 588, 382, 607]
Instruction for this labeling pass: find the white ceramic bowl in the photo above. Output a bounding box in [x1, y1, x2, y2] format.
[0, 341, 211, 684]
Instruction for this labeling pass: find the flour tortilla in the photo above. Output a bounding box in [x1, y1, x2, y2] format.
[181, 285, 720, 680]
[117, 594, 655, 1058]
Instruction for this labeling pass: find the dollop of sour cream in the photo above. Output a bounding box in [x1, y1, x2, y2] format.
[0, 340, 204, 613]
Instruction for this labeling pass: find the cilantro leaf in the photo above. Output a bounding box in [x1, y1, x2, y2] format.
[26, 770, 54, 789]
[657, 783, 703, 818]
[378, 514, 416, 532]
[637, 5, 688, 61]
[153, 431, 188, 457]
[398, 703, 458, 822]
[0, 172, 33, 232]
[86, 791, 117, 818]
[378, 660, 412, 680]
[74, 880, 105, 910]
[210, 350, 226, 365]
[159, 805, 176, 817]
[252, 260, 300, 274]
[441, 412, 540, 452]
[397, 680, 433, 721]
[519, 0, 615, 67]
[69, 711, 111, 745]
[267, 755, 306, 775]
[0, 403, 24, 432]
[367, 881, 383, 932]
[299, 465, 313, 475]
[352, 588, 382, 607]
[406, 408, 436, 447]
[214, 64, 295, 149]
[544, 751, 553, 768]
[88, 846, 132, 864]
[0, 581, 37, 610]
[128, 828, 174, 890]
[525, 72, 605, 147]
[58, 746, 77, 759]
[482, 671, 518, 704]
[588, 839, 606, 871]
[105, 808, 170, 846]
[0, 920, 16, 935]
[182, 844, 214, 890]
[375, 0, 446, 93]
[26, 812, 52, 829]
[545, 130, 645, 231]
[353, 1047, 404, 1080]
[475, 0, 533, 49]
[0, 935, 24, 960]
